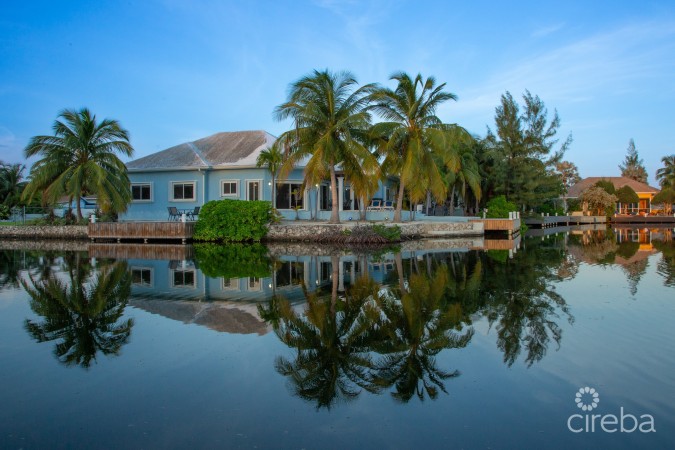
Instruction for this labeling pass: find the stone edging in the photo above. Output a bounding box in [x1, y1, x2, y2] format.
[0, 225, 89, 240]
[265, 221, 483, 241]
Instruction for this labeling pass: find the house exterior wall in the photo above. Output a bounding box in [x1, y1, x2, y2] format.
[121, 166, 402, 221]
[122, 169, 205, 221]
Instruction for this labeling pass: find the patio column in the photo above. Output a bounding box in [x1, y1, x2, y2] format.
[338, 176, 344, 211]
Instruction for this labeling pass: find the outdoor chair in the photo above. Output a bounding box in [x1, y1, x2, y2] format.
[367, 199, 383, 211]
[187, 206, 200, 221]
[167, 206, 179, 221]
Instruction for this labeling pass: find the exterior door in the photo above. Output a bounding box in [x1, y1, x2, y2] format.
[247, 181, 260, 201]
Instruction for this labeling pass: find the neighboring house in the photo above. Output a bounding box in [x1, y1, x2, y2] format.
[121, 130, 396, 221]
[566, 177, 660, 214]
[55, 195, 97, 218]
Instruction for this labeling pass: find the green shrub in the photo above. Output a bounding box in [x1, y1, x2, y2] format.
[487, 249, 509, 263]
[485, 196, 517, 218]
[194, 243, 271, 278]
[594, 179, 616, 195]
[0, 205, 9, 220]
[566, 198, 581, 212]
[194, 199, 273, 242]
[536, 201, 565, 216]
[372, 224, 402, 242]
[616, 185, 639, 204]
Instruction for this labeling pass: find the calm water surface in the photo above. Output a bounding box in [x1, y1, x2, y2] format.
[0, 228, 674, 449]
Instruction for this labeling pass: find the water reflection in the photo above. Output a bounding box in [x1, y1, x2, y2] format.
[22, 257, 134, 369]
[568, 226, 675, 290]
[479, 236, 573, 367]
[258, 237, 578, 408]
[259, 276, 383, 409]
[8, 227, 673, 387]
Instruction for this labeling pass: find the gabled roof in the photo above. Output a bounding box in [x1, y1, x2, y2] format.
[567, 177, 660, 198]
[126, 130, 277, 171]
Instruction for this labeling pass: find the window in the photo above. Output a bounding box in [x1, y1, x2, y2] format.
[247, 180, 261, 201]
[275, 261, 305, 288]
[172, 269, 196, 287]
[222, 277, 239, 291]
[248, 277, 261, 291]
[131, 183, 152, 202]
[171, 182, 196, 201]
[320, 184, 331, 210]
[131, 267, 152, 286]
[276, 183, 304, 209]
[221, 180, 238, 197]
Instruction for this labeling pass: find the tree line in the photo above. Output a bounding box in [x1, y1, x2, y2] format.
[5, 69, 674, 223]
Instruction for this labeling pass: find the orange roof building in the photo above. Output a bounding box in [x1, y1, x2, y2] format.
[567, 177, 661, 214]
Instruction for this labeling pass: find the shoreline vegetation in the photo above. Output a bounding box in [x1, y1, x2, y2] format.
[3, 71, 671, 234]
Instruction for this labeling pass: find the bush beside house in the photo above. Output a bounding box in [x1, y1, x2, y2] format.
[194, 199, 274, 242]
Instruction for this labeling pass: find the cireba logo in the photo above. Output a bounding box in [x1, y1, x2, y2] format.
[567, 387, 656, 433]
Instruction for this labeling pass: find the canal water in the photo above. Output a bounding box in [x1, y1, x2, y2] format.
[0, 228, 673, 449]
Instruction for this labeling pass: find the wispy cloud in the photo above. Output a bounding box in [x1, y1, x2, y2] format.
[449, 20, 675, 131]
[531, 22, 565, 38]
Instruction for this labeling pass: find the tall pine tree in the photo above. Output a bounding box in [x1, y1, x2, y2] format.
[619, 139, 648, 184]
[486, 91, 571, 210]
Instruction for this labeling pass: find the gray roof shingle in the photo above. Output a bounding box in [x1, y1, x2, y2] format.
[127, 130, 277, 171]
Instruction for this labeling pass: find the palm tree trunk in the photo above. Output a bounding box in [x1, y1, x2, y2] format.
[395, 252, 405, 293]
[271, 173, 276, 210]
[329, 166, 340, 224]
[462, 182, 468, 215]
[450, 185, 456, 216]
[331, 255, 339, 314]
[76, 195, 82, 220]
[394, 180, 406, 223]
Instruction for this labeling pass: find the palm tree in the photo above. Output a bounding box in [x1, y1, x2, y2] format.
[370, 72, 471, 222]
[23, 108, 134, 219]
[441, 141, 481, 215]
[656, 155, 675, 189]
[256, 143, 284, 208]
[274, 70, 378, 223]
[0, 162, 27, 207]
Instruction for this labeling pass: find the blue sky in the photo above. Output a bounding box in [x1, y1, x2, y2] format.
[1, 0, 674, 184]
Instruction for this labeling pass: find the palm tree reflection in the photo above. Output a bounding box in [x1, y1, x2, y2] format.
[259, 274, 383, 409]
[260, 257, 475, 407]
[22, 259, 134, 369]
[373, 266, 474, 402]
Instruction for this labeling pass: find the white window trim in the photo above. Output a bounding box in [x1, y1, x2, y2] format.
[245, 179, 262, 201]
[169, 180, 197, 202]
[130, 266, 154, 287]
[222, 277, 240, 291]
[170, 268, 197, 288]
[131, 182, 154, 203]
[275, 181, 308, 210]
[220, 180, 239, 197]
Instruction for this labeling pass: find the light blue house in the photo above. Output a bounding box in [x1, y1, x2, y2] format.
[121, 130, 398, 221]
